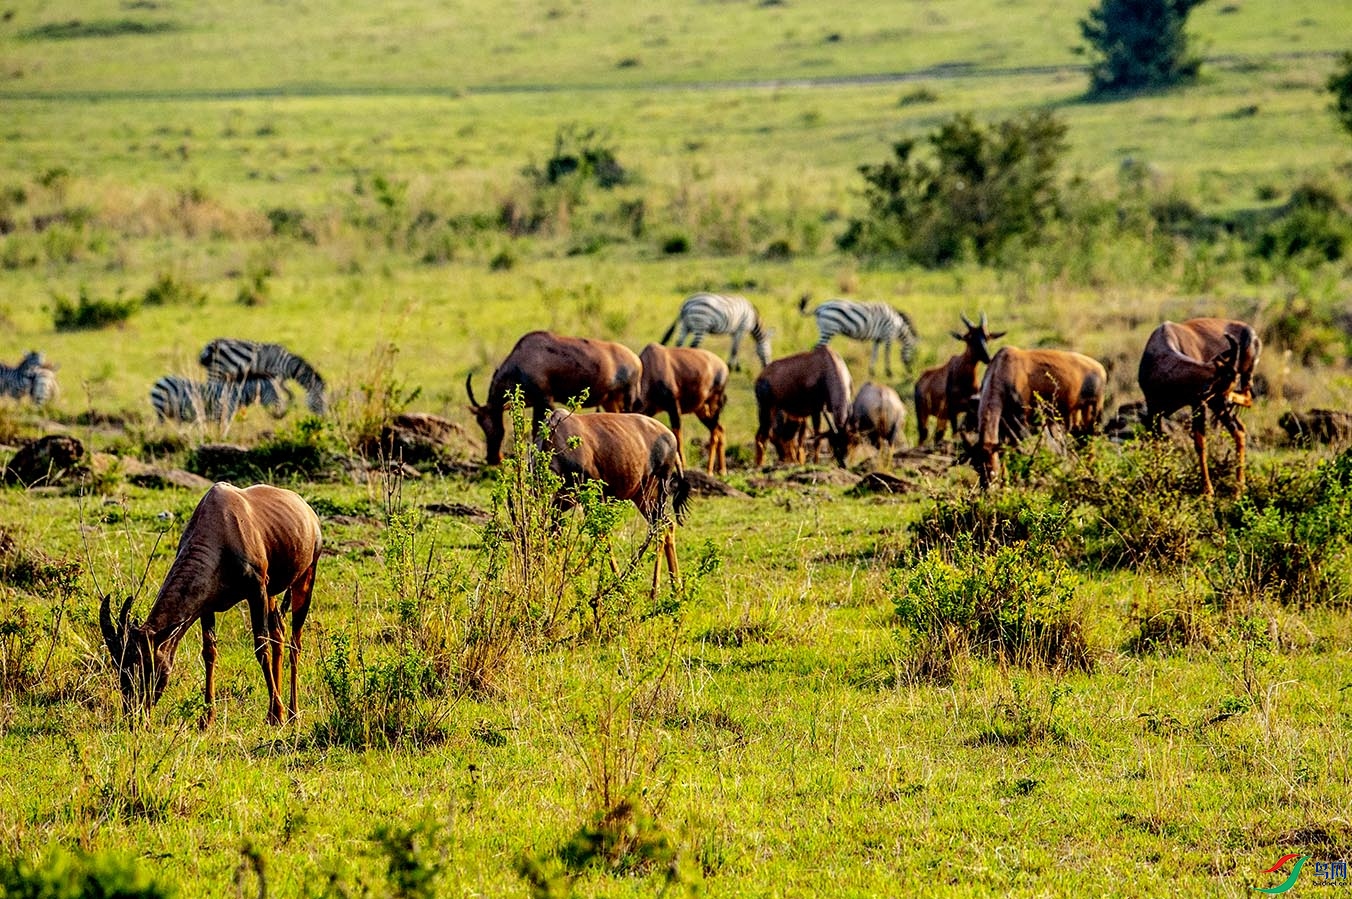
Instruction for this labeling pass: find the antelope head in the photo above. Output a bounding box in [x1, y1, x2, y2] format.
[952, 312, 1006, 365]
[1211, 335, 1252, 408]
[100, 595, 170, 714]
[465, 371, 506, 465]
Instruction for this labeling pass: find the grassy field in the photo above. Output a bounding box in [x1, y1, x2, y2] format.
[3, 0, 1352, 896]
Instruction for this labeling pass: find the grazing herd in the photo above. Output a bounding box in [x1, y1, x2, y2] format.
[0, 291, 1314, 727]
[468, 296, 1272, 505]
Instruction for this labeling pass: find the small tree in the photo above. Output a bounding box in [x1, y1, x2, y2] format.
[1329, 52, 1352, 139]
[1078, 0, 1208, 96]
[839, 110, 1068, 267]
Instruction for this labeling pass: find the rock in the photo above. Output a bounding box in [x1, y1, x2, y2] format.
[424, 501, 492, 521]
[847, 471, 915, 495]
[684, 469, 749, 498]
[366, 413, 466, 465]
[3, 435, 86, 487]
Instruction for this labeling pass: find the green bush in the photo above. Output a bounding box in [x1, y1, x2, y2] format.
[1207, 451, 1352, 607]
[0, 849, 173, 898]
[51, 286, 138, 331]
[908, 488, 1074, 560]
[839, 111, 1067, 266]
[140, 272, 205, 307]
[894, 532, 1091, 680]
[1078, 0, 1208, 96]
[1328, 51, 1352, 139]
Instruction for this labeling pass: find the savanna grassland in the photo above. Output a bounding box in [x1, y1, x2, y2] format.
[3, 0, 1352, 896]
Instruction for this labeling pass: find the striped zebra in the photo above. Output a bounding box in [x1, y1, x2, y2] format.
[198, 338, 327, 414]
[150, 374, 291, 424]
[0, 351, 58, 406]
[660, 293, 772, 371]
[798, 297, 919, 377]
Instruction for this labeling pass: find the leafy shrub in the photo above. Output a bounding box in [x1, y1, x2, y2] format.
[1206, 450, 1352, 607]
[1078, 0, 1207, 96]
[1254, 184, 1351, 263]
[313, 633, 447, 749]
[839, 111, 1068, 266]
[140, 271, 205, 307]
[1048, 441, 1213, 569]
[660, 233, 690, 255]
[0, 849, 174, 898]
[52, 286, 138, 331]
[894, 532, 1091, 680]
[1328, 51, 1352, 139]
[908, 489, 1074, 559]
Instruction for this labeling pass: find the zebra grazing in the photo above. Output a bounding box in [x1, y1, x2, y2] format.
[661, 293, 772, 371]
[0, 351, 59, 406]
[150, 374, 291, 424]
[798, 297, 919, 377]
[198, 338, 327, 414]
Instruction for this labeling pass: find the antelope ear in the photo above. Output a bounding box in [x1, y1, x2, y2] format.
[951, 331, 964, 341]
[118, 595, 134, 634]
[988, 331, 1007, 340]
[99, 595, 122, 658]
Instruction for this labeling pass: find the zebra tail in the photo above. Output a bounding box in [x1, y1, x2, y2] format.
[660, 317, 679, 345]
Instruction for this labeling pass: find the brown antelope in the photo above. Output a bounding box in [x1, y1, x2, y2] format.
[466, 331, 643, 465]
[638, 343, 729, 475]
[543, 410, 692, 596]
[1138, 318, 1261, 495]
[970, 346, 1107, 487]
[100, 483, 322, 726]
[849, 382, 906, 466]
[914, 312, 1004, 445]
[753, 346, 853, 467]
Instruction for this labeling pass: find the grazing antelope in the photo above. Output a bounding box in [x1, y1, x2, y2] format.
[971, 346, 1107, 487]
[798, 296, 919, 377]
[543, 410, 692, 596]
[753, 346, 853, 467]
[467, 331, 643, 466]
[849, 382, 907, 465]
[914, 312, 1004, 444]
[100, 483, 322, 726]
[1138, 318, 1261, 496]
[661, 293, 772, 371]
[638, 343, 730, 475]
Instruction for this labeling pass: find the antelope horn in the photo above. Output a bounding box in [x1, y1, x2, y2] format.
[465, 371, 480, 408]
[979, 311, 988, 329]
[960, 311, 974, 329]
[99, 595, 122, 658]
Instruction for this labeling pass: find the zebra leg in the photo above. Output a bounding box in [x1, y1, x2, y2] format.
[882, 340, 893, 378]
[686, 330, 702, 349]
[727, 331, 743, 372]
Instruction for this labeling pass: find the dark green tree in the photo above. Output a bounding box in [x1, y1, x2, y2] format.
[1329, 52, 1352, 138]
[1078, 0, 1208, 96]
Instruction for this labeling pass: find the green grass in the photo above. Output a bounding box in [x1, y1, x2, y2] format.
[3, 0, 1352, 894]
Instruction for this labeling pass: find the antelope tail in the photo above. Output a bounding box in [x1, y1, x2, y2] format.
[670, 473, 692, 525]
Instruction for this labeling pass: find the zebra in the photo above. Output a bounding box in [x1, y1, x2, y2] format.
[198, 338, 327, 414]
[660, 293, 772, 371]
[798, 296, 919, 377]
[150, 374, 291, 424]
[0, 351, 59, 406]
